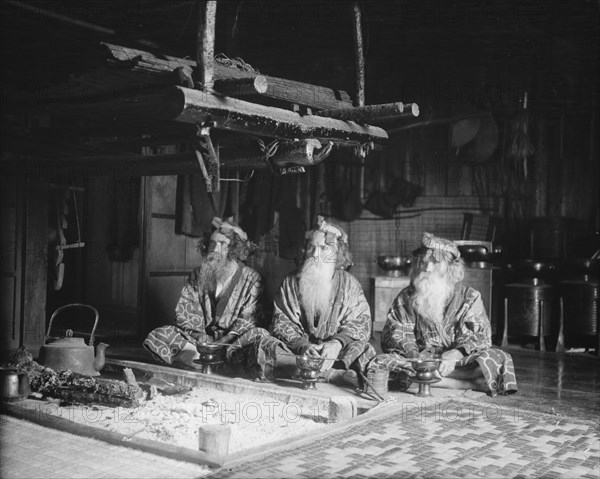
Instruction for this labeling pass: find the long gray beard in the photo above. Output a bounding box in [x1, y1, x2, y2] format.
[299, 259, 334, 322]
[198, 252, 229, 293]
[411, 271, 454, 328]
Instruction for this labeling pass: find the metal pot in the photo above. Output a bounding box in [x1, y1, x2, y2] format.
[38, 304, 108, 376]
[377, 255, 411, 276]
[458, 244, 490, 261]
[1, 368, 30, 402]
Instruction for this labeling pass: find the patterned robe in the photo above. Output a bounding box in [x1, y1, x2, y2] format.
[253, 269, 376, 380]
[143, 262, 268, 366]
[375, 283, 517, 396]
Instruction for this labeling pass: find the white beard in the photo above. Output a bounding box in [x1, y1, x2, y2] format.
[411, 269, 455, 327]
[298, 258, 334, 322]
[198, 252, 229, 293]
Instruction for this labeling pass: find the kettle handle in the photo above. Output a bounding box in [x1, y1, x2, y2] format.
[47, 303, 100, 346]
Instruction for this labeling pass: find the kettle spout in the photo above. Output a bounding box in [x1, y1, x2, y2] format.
[93, 342, 109, 372]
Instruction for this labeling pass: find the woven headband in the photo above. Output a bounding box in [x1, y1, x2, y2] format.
[212, 217, 248, 241]
[420, 232, 460, 262]
[305, 215, 348, 244]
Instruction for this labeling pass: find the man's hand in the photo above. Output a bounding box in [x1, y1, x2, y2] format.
[405, 349, 420, 359]
[216, 333, 236, 345]
[319, 340, 343, 372]
[437, 349, 463, 377]
[302, 344, 323, 358]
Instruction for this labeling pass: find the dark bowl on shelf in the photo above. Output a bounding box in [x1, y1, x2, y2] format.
[377, 255, 412, 273]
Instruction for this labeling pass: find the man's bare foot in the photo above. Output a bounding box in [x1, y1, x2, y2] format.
[322, 369, 359, 388]
[173, 349, 201, 369]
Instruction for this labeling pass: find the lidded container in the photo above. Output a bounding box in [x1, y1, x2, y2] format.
[505, 278, 555, 342]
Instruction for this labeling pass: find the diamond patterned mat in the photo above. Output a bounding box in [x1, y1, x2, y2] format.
[211, 396, 600, 478]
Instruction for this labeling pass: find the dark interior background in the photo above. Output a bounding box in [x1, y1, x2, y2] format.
[1, 1, 598, 353]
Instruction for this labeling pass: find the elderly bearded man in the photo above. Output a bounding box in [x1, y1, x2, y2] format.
[371, 232, 517, 396]
[252, 216, 375, 386]
[144, 217, 269, 370]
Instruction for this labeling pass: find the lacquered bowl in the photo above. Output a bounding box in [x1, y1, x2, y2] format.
[411, 359, 441, 381]
[196, 342, 227, 363]
[296, 355, 325, 372]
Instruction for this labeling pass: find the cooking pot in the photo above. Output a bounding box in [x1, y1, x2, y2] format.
[1, 368, 30, 402]
[38, 303, 108, 376]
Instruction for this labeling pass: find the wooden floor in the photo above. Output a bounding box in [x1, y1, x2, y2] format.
[106, 338, 600, 423]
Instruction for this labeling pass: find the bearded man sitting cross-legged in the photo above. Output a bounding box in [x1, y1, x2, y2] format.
[369, 232, 518, 396]
[143, 217, 269, 371]
[251, 216, 376, 386]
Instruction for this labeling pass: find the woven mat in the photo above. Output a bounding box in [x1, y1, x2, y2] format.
[211, 394, 600, 478]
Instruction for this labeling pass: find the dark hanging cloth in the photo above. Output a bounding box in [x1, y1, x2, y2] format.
[364, 178, 422, 219]
[276, 176, 306, 262]
[327, 163, 363, 222]
[107, 177, 141, 262]
[175, 173, 231, 237]
[240, 170, 278, 241]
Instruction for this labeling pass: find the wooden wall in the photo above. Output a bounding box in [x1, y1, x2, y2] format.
[0, 175, 48, 360]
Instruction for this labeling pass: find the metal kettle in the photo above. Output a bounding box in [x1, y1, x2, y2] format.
[38, 303, 108, 376]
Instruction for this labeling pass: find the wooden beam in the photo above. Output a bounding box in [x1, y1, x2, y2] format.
[213, 76, 268, 96]
[213, 75, 352, 111]
[162, 86, 388, 148]
[316, 102, 420, 123]
[101, 42, 353, 110]
[352, 2, 365, 108]
[2, 140, 335, 177]
[195, 1, 217, 89]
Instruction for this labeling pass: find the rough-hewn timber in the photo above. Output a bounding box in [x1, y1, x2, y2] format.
[163, 86, 388, 148]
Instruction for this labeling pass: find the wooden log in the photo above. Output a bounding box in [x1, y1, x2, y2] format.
[352, 2, 366, 108]
[101, 42, 353, 110]
[5, 347, 140, 407]
[195, 1, 217, 89]
[215, 75, 352, 111]
[198, 424, 230, 458]
[214, 76, 268, 96]
[317, 102, 420, 123]
[163, 86, 388, 148]
[352, 2, 366, 200]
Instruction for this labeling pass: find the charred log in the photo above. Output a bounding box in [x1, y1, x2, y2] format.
[5, 347, 139, 408]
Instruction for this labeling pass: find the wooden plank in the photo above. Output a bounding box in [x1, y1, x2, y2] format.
[22, 179, 48, 351]
[163, 86, 388, 148]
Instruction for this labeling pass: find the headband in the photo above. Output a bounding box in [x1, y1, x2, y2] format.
[305, 215, 348, 244]
[212, 217, 248, 241]
[419, 232, 461, 262]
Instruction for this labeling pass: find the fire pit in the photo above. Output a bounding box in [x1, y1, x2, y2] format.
[193, 343, 228, 374]
[410, 358, 441, 397]
[296, 355, 324, 390]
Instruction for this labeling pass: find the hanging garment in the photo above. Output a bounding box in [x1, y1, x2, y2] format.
[175, 173, 230, 237]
